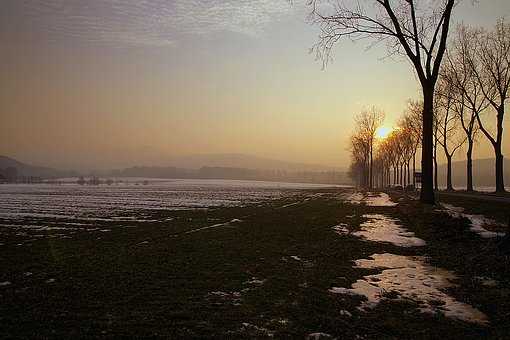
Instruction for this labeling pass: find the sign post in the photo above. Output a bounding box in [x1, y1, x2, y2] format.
[414, 172, 422, 190]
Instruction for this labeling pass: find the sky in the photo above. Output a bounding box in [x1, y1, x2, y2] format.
[1, 0, 509, 170]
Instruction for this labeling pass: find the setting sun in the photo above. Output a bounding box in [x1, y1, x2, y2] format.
[376, 126, 394, 139]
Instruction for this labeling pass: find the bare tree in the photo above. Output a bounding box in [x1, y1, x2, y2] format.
[354, 108, 385, 188]
[468, 19, 510, 193]
[435, 73, 466, 191]
[349, 132, 371, 187]
[308, 0, 457, 203]
[401, 100, 422, 187]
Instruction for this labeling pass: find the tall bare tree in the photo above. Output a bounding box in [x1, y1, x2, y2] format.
[349, 133, 370, 187]
[435, 73, 466, 191]
[468, 20, 510, 193]
[401, 100, 422, 187]
[308, 0, 457, 204]
[354, 108, 385, 188]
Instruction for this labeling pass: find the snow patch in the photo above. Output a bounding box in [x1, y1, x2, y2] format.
[364, 192, 398, 207]
[245, 277, 266, 285]
[241, 323, 275, 338]
[353, 214, 426, 247]
[332, 223, 350, 235]
[441, 203, 506, 238]
[341, 192, 398, 207]
[306, 333, 335, 340]
[330, 253, 488, 324]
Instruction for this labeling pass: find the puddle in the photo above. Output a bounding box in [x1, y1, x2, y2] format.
[353, 214, 426, 247]
[441, 204, 506, 238]
[330, 253, 488, 324]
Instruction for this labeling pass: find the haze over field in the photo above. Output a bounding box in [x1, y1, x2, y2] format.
[3, 2, 510, 338]
[1, 0, 509, 171]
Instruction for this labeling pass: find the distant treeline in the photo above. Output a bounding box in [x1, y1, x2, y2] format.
[107, 166, 350, 185]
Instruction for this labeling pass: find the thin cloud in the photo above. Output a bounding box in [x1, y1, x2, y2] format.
[15, 0, 292, 46]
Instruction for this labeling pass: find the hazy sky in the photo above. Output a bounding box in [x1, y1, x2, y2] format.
[1, 0, 509, 170]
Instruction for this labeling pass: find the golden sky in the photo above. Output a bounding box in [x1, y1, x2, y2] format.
[1, 0, 509, 170]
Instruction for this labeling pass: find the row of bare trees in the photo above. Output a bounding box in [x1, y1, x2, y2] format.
[348, 108, 384, 188]
[436, 20, 510, 193]
[308, 1, 509, 202]
[308, 0, 457, 203]
[349, 16, 509, 192]
[348, 103, 422, 190]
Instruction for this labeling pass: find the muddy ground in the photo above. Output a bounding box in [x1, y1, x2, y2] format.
[1, 188, 509, 339]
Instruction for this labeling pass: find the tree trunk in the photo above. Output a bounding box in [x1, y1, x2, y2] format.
[495, 145, 505, 193]
[495, 105, 505, 193]
[413, 152, 416, 187]
[466, 138, 474, 192]
[369, 144, 373, 189]
[400, 164, 403, 186]
[433, 154, 438, 191]
[407, 162, 410, 188]
[446, 155, 453, 191]
[402, 164, 406, 187]
[421, 86, 435, 203]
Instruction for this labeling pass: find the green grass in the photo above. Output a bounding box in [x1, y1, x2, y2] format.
[0, 189, 508, 339]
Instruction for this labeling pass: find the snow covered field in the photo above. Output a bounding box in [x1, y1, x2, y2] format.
[0, 179, 340, 227]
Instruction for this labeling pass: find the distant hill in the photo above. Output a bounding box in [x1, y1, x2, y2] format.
[0, 154, 349, 184]
[105, 153, 349, 184]
[0, 156, 77, 179]
[436, 158, 510, 189]
[164, 153, 341, 172]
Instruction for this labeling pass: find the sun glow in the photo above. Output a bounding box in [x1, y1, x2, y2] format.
[376, 126, 394, 139]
